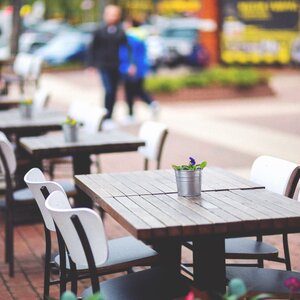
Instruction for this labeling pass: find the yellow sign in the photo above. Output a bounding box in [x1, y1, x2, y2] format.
[221, 0, 300, 64]
[157, 0, 202, 14]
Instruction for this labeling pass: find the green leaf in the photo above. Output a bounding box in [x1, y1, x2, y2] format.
[251, 294, 272, 300]
[86, 292, 104, 300]
[198, 161, 207, 169]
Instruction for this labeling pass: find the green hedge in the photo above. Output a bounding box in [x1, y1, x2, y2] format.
[145, 67, 270, 94]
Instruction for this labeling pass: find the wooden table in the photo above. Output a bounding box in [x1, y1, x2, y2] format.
[0, 96, 22, 110]
[0, 108, 64, 136]
[20, 130, 145, 207]
[75, 169, 300, 294]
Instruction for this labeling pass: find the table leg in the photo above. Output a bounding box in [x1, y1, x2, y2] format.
[153, 239, 181, 274]
[193, 235, 226, 294]
[72, 153, 93, 208]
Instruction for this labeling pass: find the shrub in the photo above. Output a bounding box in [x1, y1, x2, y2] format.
[145, 67, 269, 93]
[145, 76, 183, 93]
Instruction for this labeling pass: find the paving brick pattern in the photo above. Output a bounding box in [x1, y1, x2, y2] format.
[0, 69, 299, 299]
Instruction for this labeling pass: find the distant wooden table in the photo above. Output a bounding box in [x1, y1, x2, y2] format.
[0, 96, 21, 110]
[0, 108, 64, 137]
[0, 58, 11, 79]
[20, 130, 145, 207]
[75, 170, 300, 294]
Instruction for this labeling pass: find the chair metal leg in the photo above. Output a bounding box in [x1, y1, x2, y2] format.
[69, 255, 78, 296]
[256, 234, 264, 268]
[43, 228, 52, 300]
[6, 209, 14, 277]
[283, 233, 292, 271]
[144, 159, 149, 170]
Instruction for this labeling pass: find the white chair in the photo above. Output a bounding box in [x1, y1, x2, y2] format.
[24, 168, 74, 299]
[68, 101, 107, 134]
[32, 88, 50, 113]
[184, 156, 300, 275]
[0, 131, 38, 277]
[138, 121, 168, 170]
[45, 191, 188, 300]
[226, 156, 300, 270]
[48, 101, 107, 178]
[3, 53, 34, 94]
[0, 132, 77, 278]
[30, 56, 43, 88]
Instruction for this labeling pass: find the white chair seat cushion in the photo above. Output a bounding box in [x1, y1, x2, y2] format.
[56, 180, 76, 197]
[55, 236, 158, 270]
[13, 187, 34, 202]
[225, 237, 279, 258]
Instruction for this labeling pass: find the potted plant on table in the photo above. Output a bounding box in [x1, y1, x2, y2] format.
[19, 98, 33, 119]
[172, 157, 207, 197]
[62, 116, 79, 143]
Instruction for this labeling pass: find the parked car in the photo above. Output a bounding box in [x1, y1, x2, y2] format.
[34, 29, 91, 65]
[19, 19, 71, 53]
[157, 17, 215, 67]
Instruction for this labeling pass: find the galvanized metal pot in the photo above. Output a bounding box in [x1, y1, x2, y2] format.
[175, 169, 201, 197]
[63, 124, 78, 142]
[20, 104, 33, 119]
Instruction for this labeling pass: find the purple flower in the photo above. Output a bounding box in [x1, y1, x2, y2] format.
[189, 157, 196, 166]
[285, 277, 300, 292]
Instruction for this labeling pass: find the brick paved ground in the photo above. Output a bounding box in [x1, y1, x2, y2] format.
[0, 69, 300, 299]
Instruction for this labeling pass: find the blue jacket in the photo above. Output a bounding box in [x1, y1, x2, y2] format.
[119, 32, 149, 80]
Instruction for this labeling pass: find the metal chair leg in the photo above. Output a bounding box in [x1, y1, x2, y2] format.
[43, 228, 52, 300]
[256, 234, 264, 268]
[144, 159, 149, 170]
[283, 233, 292, 271]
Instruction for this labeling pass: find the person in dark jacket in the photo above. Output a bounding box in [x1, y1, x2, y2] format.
[87, 5, 127, 124]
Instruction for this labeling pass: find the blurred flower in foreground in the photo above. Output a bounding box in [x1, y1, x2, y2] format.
[285, 277, 300, 292]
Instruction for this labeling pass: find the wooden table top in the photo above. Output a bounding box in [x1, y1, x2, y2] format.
[0, 96, 21, 110]
[75, 168, 264, 198]
[20, 130, 145, 158]
[75, 170, 300, 241]
[0, 108, 65, 134]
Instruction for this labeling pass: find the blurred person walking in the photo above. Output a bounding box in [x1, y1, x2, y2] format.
[87, 5, 127, 129]
[119, 19, 159, 124]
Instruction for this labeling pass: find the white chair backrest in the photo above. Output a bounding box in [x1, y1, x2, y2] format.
[68, 101, 106, 133]
[250, 155, 299, 197]
[33, 88, 49, 113]
[24, 168, 69, 231]
[298, 191, 300, 201]
[13, 53, 34, 78]
[30, 56, 43, 80]
[0, 131, 17, 175]
[138, 121, 168, 161]
[45, 191, 108, 267]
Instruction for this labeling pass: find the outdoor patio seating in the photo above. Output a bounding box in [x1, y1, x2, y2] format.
[45, 190, 188, 300]
[48, 101, 107, 179]
[138, 121, 168, 170]
[2, 53, 43, 94]
[184, 155, 300, 273]
[0, 133, 76, 277]
[25, 168, 159, 298]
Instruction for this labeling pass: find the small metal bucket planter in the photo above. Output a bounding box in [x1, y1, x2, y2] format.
[63, 123, 79, 143]
[175, 169, 202, 197]
[20, 104, 33, 119]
